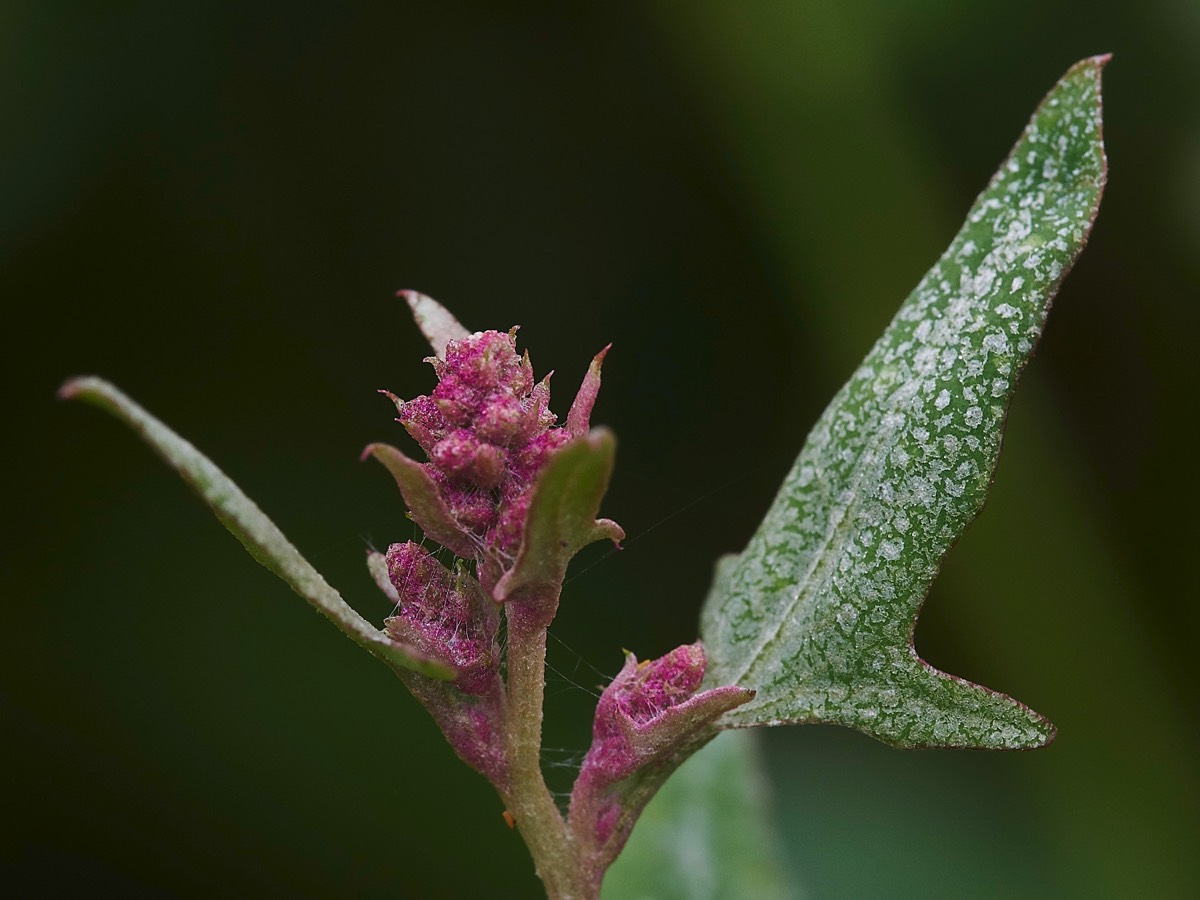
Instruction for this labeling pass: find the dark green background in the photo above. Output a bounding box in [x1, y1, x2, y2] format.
[5, 2, 1197, 897]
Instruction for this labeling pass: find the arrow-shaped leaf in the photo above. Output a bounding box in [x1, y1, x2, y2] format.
[60, 376, 453, 681]
[701, 57, 1108, 749]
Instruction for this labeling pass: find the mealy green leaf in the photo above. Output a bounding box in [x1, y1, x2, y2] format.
[602, 730, 799, 900]
[60, 376, 453, 681]
[701, 57, 1108, 748]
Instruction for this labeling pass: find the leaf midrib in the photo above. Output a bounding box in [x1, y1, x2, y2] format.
[723, 368, 911, 692]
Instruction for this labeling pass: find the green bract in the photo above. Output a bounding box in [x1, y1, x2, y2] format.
[701, 57, 1107, 749]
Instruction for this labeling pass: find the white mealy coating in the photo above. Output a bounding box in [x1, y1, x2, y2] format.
[701, 59, 1106, 749]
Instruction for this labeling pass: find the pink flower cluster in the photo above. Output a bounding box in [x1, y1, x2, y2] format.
[383, 542, 500, 696]
[368, 312, 612, 782]
[385, 328, 600, 583]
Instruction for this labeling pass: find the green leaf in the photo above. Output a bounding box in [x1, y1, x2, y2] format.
[60, 376, 453, 681]
[602, 730, 799, 900]
[493, 428, 624, 618]
[701, 57, 1107, 749]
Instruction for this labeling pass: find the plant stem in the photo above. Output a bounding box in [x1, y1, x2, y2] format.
[502, 604, 588, 899]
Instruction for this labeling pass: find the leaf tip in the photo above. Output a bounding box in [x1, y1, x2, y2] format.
[597, 518, 626, 546]
[58, 375, 111, 403]
[1019, 708, 1057, 750]
[584, 424, 617, 455]
[1061, 54, 1110, 83]
[399, 290, 470, 359]
[57, 376, 86, 401]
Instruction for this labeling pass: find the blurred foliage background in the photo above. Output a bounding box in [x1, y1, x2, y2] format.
[4, 2, 1198, 897]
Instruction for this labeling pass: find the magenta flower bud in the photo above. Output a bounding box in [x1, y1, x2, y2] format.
[510, 428, 572, 485]
[443, 329, 531, 390]
[474, 395, 535, 446]
[394, 394, 447, 456]
[601, 644, 705, 731]
[383, 541, 500, 696]
[430, 429, 507, 488]
[568, 643, 753, 880]
[583, 643, 752, 783]
[430, 428, 483, 474]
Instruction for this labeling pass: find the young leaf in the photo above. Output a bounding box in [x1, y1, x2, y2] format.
[400, 289, 469, 359]
[60, 376, 453, 681]
[701, 57, 1108, 749]
[601, 730, 799, 900]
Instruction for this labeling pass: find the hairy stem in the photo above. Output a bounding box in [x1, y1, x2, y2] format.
[502, 604, 587, 899]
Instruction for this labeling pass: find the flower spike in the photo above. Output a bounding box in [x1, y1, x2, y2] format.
[368, 298, 623, 619]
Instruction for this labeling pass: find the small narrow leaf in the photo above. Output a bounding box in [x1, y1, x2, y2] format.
[493, 429, 624, 616]
[61, 376, 453, 681]
[362, 441, 479, 558]
[702, 57, 1108, 748]
[400, 289, 470, 359]
[567, 344, 611, 438]
[602, 730, 799, 900]
[367, 549, 401, 605]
